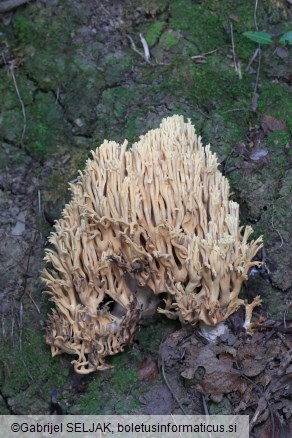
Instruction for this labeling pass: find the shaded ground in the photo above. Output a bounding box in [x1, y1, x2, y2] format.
[0, 0, 291, 435]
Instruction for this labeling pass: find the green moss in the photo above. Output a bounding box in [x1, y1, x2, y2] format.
[159, 30, 179, 48]
[135, 318, 179, 358]
[263, 285, 292, 319]
[0, 328, 64, 398]
[257, 83, 292, 131]
[102, 86, 136, 120]
[162, 54, 253, 115]
[76, 352, 139, 414]
[169, 0, 225, 52]
[209, 397, 233, 415]
[13, 5, 71, 51]
[263, 130, 290, 179]
[111, 366, 138, 392]
[12, 4, 73, 90]
[0, 72, 35, 111]
[145, 21, 165, 46]
[100, 52, 133, 86]
[0, 109, 24, 143]
[139, 0, 170, 15]
[78, 378, 102, 414]
[26, 91, 69, 160]
[13, 14, 38, 43]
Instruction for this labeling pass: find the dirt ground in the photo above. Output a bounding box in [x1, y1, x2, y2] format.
[0, 1, 291, 436]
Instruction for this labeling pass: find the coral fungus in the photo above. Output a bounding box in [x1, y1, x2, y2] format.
[42, 115, 263, 373]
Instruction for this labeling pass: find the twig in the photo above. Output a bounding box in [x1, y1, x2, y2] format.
[202, 394, 209, 415]
[127, 34, 170, 66]
[230, 23, 242, 79]
[276, 331, 292, 350]
[139, 33, 150, 63]
[11, 302, 15, 337]
[161, 356, 188, 415]
[191, 48, 218, 60]
[195, 105, 212, 119]
[254, 0, 259, 31]
[8, 65, 26, 145]
[222, 108, 247, 113]
[283, 302, 292, 329]
[127, 35, 151, 64]
[38, 190, 41, 215]
[2, 316, 5, 338]
[246, 47, 260, 71]
[252, 46, 261, 111]
[19, 300, 23, 351]
[28, 292, 41, 314]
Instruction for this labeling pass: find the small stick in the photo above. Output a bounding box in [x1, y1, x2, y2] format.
[2, 316, 5, 338]
[11, 308, 14, 338]
[38, 190, 41, 215]
[254, 0, 259, 31]
[9, 66, 26, 145]
[127, 35, 151, 64]
[191, 48, 218, 59]
[246, 47, 260, 71]
[19, 300, 23, 351]
[139, 33, 150, 62]
[28, 292, 41, 314]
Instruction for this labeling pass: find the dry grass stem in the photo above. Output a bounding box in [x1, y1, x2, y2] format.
[230, 23, 242, 79]
[8, 66, 26, 145]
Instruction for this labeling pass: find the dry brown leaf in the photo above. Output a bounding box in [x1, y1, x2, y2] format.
[198, 355, 246, 403]
[181, 344, 247, 402]
[158, 328, 187, 368]
[261, 115, 286, 135]
[237, 344, 267, 377]
[137, 356, 158, 383]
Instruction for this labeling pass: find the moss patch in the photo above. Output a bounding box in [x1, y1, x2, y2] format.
[71, 318, 178, 415]
[0, 328, 65, 399]
[26, 91, 70, 160]
[144, 21, 165, 46]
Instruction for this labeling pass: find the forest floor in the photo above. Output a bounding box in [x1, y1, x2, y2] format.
[0, 1, 291, 436]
